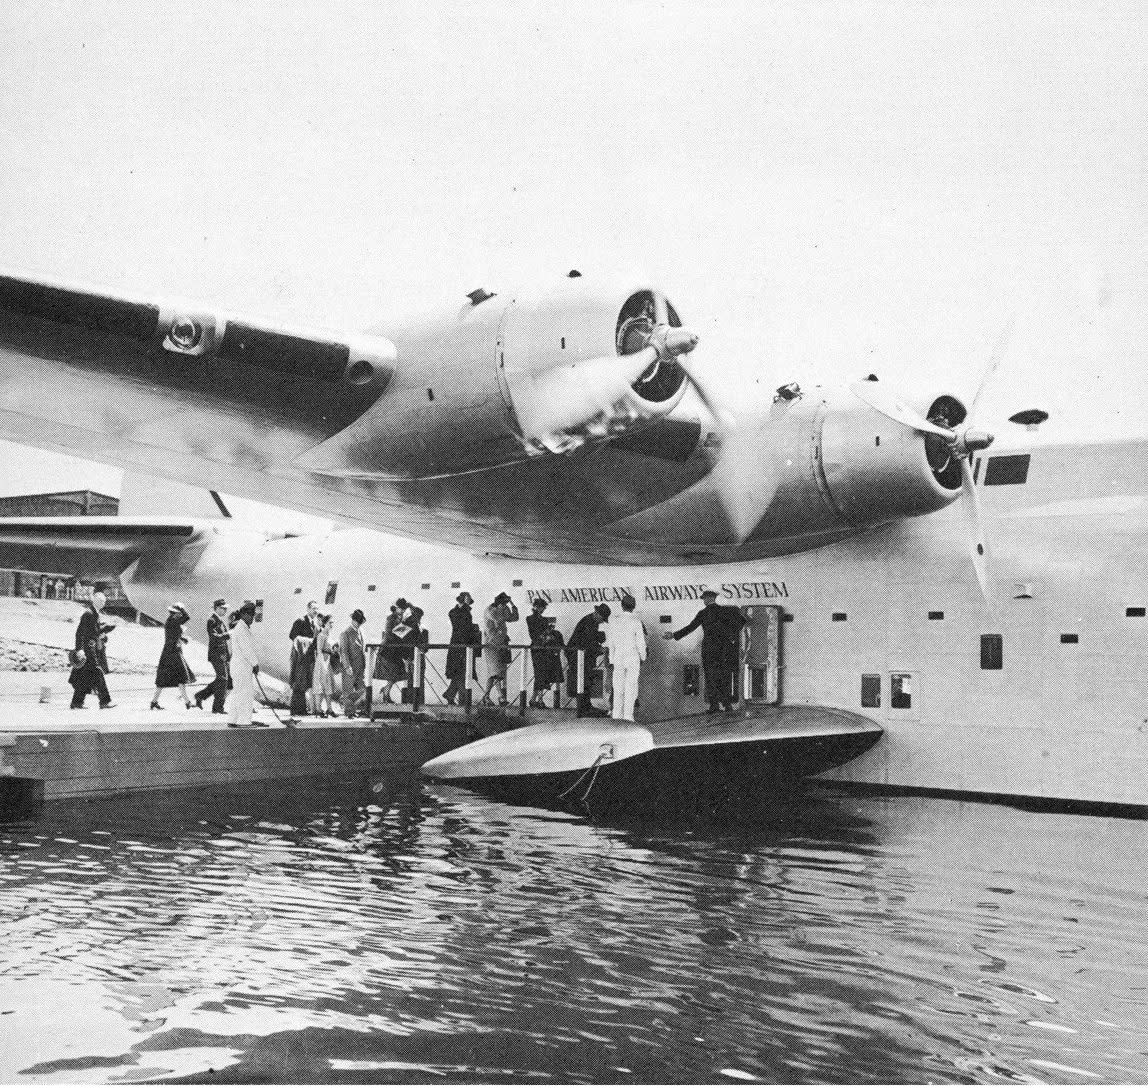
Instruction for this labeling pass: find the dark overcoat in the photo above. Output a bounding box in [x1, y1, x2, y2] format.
[155, 612, 196, 688]
[445, 603, 480, 680]
[527, 612, 564, 688]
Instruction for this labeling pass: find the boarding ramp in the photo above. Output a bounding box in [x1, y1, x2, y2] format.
[364, 641, 596, 720]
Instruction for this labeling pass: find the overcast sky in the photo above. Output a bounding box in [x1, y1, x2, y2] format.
[0, 1, 1144, 501]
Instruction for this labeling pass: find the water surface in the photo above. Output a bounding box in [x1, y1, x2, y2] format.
[0, 778, 1145, 1083]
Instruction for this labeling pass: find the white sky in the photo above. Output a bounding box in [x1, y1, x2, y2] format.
[0, 0, 1144, 500]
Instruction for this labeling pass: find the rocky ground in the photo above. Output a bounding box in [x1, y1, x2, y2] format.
[0, 636, 150, 674]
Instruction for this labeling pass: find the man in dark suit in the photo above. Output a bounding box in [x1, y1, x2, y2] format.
[338, 609, 368, 718]
[69, 590, 115, 709]
[663, 589, 746, 713]
[566, 603, 611, 717]
[443, 591, 478, 705]
[289, 600, 320, 642]
[194, 598, 232, 713]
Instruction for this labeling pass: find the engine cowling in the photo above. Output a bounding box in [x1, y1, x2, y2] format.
[499, 279, 690, 455]
[296, 275, 694, 479]
[606, 382, 967, 551]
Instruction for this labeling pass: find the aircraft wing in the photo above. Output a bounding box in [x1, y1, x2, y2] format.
[0, 267, 724, 562]
[0, 266, 966, 564]
[0, 517, 203, 579]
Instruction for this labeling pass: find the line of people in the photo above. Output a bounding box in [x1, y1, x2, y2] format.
[67, 586, 748, 726]
[67, 593, 266, 727]
[288, 587, 748, 722]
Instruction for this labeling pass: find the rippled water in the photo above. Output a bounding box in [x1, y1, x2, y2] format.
[0, 777, 1145, 1084]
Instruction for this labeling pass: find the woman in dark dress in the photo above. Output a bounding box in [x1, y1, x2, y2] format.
[151, 603, 196, 709]
[527, 598, 564, 709]
[373, 600, 410, 704]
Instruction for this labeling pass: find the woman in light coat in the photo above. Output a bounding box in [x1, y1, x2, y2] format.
[310, 614, 337, 717]
[480, 592, 519, 706]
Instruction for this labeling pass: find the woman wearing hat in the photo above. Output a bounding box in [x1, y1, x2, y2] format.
[373, 599, 411, 704]
[526, 597, 564, 709]
[480, 592, 519, 706]
[150, 602, 196, 710]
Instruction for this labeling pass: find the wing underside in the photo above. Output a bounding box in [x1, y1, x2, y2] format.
[0, 517, 202, 579]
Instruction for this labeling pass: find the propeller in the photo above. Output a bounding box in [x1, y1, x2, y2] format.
[519, 289, 712, 448]
[848, 322, 1013, 603]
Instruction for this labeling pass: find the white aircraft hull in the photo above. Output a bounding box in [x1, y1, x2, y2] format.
[105, 433, 1148, 810]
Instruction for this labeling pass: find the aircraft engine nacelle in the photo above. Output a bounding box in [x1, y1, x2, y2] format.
[498, 278, 691, 456]
[297, 275, 692, 479]
[815, 386, 967, 528]
[611, 383, 968, 550]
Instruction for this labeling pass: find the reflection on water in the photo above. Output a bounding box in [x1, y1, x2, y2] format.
[0, 776, 1145, 1084]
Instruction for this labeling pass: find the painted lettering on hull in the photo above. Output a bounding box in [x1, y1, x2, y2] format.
[526, 582, 789, 605]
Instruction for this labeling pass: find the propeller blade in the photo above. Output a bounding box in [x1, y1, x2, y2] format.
[652, 290, 669, 328]
[518, 346, 657, 440]
[959, 456, 991, 603]
[850, 380, 956, 439]
[968, 315, 1016, 421]
[696, 414, 779, 543]
[676, 355, 728, 424]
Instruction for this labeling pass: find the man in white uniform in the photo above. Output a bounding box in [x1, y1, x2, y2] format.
[229, 600, 263, 728]
[604, 594, 647, 722]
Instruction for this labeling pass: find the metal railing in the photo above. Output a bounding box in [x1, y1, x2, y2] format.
[363, 642, 592, 718]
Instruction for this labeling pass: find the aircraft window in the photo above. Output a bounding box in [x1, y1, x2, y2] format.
[421, 583, 430, 590]
[452, 582, 461, 588]
[293, 587, 302, 594]
[683, 665, 700, 697]
[861, 674, 881, 708]
[980, 634, 1003, 670]
[832, 612, 847, 622]
[368, 585, 376, 592]
[325, 581, 338, 605]
[254, 599, 264, 623]
[512, 579, 523, 587]
[782, 613, 793, 622]
[890, 673, 912, 709]
[1127, 607, 1145, 618]
[1060, 633, 1079, 644]
[928, 611, 944, 620]
[659, 615, 672, 623]
[983, 454, 1030, 486]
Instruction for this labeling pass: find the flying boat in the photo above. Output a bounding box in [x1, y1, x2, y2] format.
[0, 267, 1142, 810]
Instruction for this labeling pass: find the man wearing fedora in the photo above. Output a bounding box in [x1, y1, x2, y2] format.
[443, 591, 479, 706]
[663, 589, 746, 713]
[339, 608, 368, 718]
[194, 598, 232, 714]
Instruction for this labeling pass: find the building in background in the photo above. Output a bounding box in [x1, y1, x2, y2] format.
[0, 490, 133, 616]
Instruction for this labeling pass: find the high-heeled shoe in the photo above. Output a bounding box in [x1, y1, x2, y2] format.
[149, 701, 161, 711]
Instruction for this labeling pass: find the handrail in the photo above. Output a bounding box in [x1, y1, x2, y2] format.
[361, 641, 584, 718]
[365, 642, 544, 651]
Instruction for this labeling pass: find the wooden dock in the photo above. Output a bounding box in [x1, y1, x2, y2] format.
[0, 701, 476, 809]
